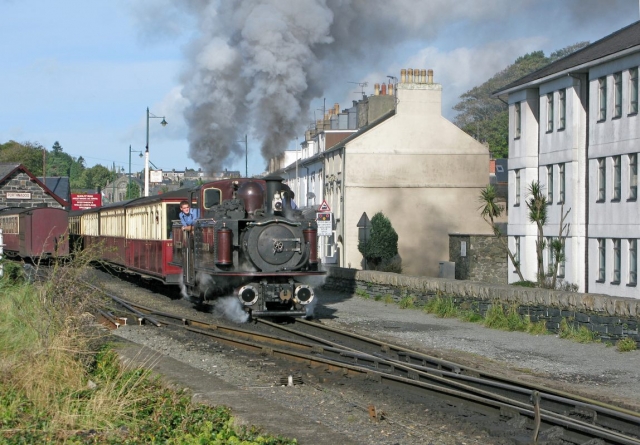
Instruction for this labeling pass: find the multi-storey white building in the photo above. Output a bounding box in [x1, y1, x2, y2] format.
[496, 22, 640, 298]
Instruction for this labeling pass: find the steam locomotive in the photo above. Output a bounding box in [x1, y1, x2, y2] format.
[67, 175, 323, 318]
[171, 175, 323, 316]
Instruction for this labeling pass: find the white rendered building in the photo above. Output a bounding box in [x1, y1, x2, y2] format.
[496, 22, 640, 297]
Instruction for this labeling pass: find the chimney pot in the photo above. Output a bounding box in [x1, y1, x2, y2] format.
[407, 68, 414, 83]
[374, 83, 380, 95]
[381, 83, 387, 95]
[388, 82, 394, 96]
[400, 69, 406, 83]
[428, 69, 434, 84]
[420, 69, 427, 84]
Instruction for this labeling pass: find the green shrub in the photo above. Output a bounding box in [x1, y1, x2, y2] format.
[358, 212, 400, 271]
[355, 288, 369, 299]
[616, 337, 637, 352]
[381, 294, 394, 304]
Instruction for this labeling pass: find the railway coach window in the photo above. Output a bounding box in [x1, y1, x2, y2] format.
[203, 188, 221, 208]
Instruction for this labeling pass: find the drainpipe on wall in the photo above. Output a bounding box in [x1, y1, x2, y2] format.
[341, 146, 346, 268]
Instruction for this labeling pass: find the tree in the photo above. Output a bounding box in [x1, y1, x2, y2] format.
[0, 140, 45, 175]
[51, 141, 63, 155]
[453, 43, 589, 158]
[549, 204, 571, 289]
[477, 185, 524, 281]
[358, 212, 400, 272]
[126, 181, 141, 199]
[525, 181, 548, 285]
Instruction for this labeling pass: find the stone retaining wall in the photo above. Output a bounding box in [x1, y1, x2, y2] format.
[322, 267, 640, 346]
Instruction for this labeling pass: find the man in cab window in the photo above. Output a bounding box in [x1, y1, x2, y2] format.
[179, 200, 200, 232]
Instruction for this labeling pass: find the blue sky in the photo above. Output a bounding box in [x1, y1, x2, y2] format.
[1, 0, 638, 177]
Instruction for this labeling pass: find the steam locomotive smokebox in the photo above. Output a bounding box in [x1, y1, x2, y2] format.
[438, 261, 456, 279]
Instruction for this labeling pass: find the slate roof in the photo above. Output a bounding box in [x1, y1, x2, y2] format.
[37, 176, 70, 203]
[495, 20, 640, 94]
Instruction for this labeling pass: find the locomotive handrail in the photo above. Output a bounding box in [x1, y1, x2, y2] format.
[246, 219, 301, 227]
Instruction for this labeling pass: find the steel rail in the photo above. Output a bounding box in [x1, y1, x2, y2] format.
[258, 318, 640, 438]
[100, 294, 640, 444]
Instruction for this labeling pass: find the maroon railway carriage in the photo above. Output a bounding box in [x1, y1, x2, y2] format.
[172, 176, 324, 317]
[68, 189, 189, 283]
[0, 206, 69, 259]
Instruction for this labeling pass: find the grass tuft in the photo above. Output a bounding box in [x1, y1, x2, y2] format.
[0, 253, 297, 444]
[423, 295, 459, 318]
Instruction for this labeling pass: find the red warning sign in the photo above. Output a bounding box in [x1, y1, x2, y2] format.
[318, 199, 331, 212]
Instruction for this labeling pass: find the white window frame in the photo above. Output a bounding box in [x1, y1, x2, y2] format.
[598, 238, 606, 282]
[558, 88, 566, 130]
[598, 77, 607, 121]
[515, 169, 521, 206]
[614, 72, 622, 118]
[630, 239, 638, 286]
[597, 158, 606, 202]
[559, 163, 565, 204]
[546, 93, 554, 132]
[630, 67, 638, 114]
[613, 238, 621, 284]
[629, 153, 638, 201]
[514, 102, 521, 138]
[547, 165, 554, 203]
[613, 155, 621, 201]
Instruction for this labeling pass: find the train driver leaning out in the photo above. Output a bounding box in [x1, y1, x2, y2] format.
[179, 200, 200, 232]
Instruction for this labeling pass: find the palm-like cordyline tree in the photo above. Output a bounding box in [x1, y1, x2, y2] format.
[478, 185, 524, 281]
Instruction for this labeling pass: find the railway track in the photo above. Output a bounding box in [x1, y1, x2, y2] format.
[95, 287, 640, 445]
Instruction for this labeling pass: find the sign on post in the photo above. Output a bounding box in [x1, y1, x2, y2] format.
[318, 200, 331, 212]
[71, 193, 102, 210]
[316, 212, 333, 236]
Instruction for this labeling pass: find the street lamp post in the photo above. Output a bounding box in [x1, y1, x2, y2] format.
[236, 135, 248, 177]
[128, 145, 143, 199]
[145, 107, 167, 197]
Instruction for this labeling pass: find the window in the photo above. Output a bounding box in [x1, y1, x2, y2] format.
[558, 89, 566, 130]
[547, 165, 554, 202]
[598, 238, 606, 282]
[613, 239, 621, 284]
[515, 169, 521, 205]
[614, 72, 622, 118]
[203, 188, 221, 208]
[598, 77, 607, 121]
[597, 158, 606, 201]
[546, 236, 554, 275]
[630, 67, 638, 114]
[630, 153, 638, 201]
[630, 239, 637, 285]
[613, 156, 621, 201]
[559, 163, 565, 204]
[558, 239, 566, 278]
[514, 236, 520, 269]
[546, 93, 554, 132]
[514, 102, 521, 138]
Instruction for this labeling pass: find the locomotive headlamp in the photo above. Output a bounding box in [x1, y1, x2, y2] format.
[293, 285, 314, 305]
[272, 192, 283, 212]
[238, 284, 259, 306]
